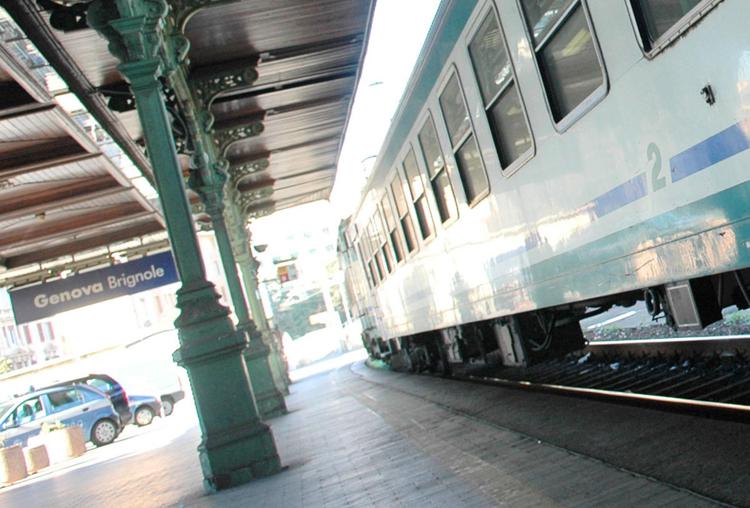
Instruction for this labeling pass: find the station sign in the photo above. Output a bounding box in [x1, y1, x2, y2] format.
[9, 251, 178, 324]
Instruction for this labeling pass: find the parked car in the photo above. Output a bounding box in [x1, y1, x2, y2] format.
[46, 374, 131, 426]
[159, 384, 185, 417]
[0, 385, 121, 447]
[123, 330, 186, 417]
[128, 394, 161, 426]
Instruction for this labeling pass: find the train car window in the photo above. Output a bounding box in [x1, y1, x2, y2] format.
[356, 242, 374, 288]
[381, 195, 405, 263]
[368, 259, 379, 286]
[440, 76, 471, 145]
[375, 208, 394, 273]
[417, 115, 458, 224]
[390, 175, 418, 253]
[468, 8, 533, 171]
[629, 0, 713, 54]
[438, 73, 489, 204]
[402, 148, 435, 241]
[519, 0, 606, 126]
[368, 219, 385, 283]
[374, 251, 386, 281]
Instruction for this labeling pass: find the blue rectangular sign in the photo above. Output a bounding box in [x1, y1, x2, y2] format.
[9, 251, 179, 324]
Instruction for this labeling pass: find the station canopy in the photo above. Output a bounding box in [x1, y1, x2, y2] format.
[0, 0, 374, 287]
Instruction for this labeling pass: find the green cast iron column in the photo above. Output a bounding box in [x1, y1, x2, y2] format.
[235, 243, 291, 394]
[88, 0, 280, 491]
[226, 200, 290, 393]
[195, 177, 287, 418]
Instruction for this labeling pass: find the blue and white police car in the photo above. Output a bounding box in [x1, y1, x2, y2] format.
[0, 385, 121, 448]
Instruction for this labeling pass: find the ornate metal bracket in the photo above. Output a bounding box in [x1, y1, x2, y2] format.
[191, 201, 206, 215]
[228, 159, 270, 187]
[191, 63, 258, 109]
[247, 207, 273, 219]
[235, 187, 273, 213]
[213, 121, 263, 156]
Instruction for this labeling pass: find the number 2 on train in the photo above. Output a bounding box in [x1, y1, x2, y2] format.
[648, 142, 665, 192]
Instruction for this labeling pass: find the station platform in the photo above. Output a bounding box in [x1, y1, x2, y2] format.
[1, 353, 738, 507]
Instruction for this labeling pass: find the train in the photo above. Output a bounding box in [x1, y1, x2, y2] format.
[338, 0, 750, 373]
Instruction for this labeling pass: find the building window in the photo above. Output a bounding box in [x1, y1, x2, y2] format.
[468, 8, 533, 170]
[402, 148, 435, 241]
[381, 195, 405, 263]
[417, 115, 458, 224]
[438, 73, 489, 204]
[390, 175, 418, 253]
[629, 0, 711, 53]
[519, 0, 605, 124]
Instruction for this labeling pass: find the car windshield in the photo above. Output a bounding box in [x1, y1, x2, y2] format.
[0, 401, 13, 419]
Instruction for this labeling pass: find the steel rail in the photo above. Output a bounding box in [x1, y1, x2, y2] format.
[460, 372, 750, 420]
[452, 334, 750, 421]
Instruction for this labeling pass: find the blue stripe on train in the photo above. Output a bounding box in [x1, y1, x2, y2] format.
[670, 119, 750, 182]
[591, 173, 648, 218]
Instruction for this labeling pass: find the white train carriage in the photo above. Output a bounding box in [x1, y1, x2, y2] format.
[339, 0, 750, 369]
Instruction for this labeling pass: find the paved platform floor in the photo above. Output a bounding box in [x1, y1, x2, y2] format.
[0, 356, 728, 507]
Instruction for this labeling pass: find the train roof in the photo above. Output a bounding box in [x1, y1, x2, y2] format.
[355, 0, 476, 220]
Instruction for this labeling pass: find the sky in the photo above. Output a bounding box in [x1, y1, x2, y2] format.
[329, 0, 441, 219]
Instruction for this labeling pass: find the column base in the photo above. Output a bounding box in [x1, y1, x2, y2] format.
[263, 330, 291, 395]
[254, 390, 287, 419]
[244, 343, 288, 419]
[199, 420, 281, 492]
[170, 285, 283, 489]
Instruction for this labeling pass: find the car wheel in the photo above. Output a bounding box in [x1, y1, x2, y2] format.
[91, 419, 118, 446]
[134, 405, 155, 426]
[162, 397, 174, 417]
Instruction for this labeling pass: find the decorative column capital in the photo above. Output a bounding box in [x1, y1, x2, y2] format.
[88, 0, 169, 65]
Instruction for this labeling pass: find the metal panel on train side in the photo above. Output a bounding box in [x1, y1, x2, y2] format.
[355, 0, 750, 340]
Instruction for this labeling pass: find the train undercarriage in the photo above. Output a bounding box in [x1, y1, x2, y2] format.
[365, 267, 750, 374]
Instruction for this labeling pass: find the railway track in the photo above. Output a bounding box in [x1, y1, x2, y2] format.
[458, 335, 750, 420]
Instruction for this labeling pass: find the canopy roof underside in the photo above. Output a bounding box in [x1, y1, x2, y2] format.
[0, 0, 374, 287]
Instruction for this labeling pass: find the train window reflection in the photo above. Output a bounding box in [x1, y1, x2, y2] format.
[417, 115, 458, 224]
[469, 12, 512, 103]
[380, 196, 404, 263]
[439, 75, 471, 146]
[375, 208, 395, 273]
[403, 148, 434, 241]
[630, 0, 705, 52]
[488, 83, 532, 167]
[519, 0, 605, 124]
[521, 0, 575, 45]
[390, 175, 418, 254]
[468, 9, 533, 171]
[438, 73, 489, 205]
[455, 137, 488, 203]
